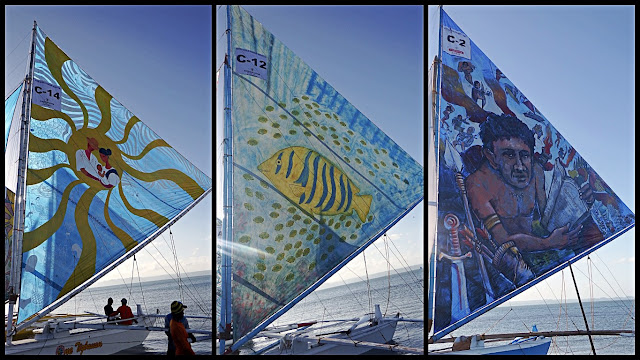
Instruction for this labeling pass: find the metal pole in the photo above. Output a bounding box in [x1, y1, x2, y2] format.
[219, 4, 234, 355]
[6, 20, 37, 344]
[568, 261, 596, 355]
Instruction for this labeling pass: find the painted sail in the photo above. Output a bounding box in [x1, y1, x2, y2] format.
[5, 83, 23, 150]
[13, 25, 212, 325]
[228, 5, 424, 343]
[427, 61, 438, 334]
[432, 9, 635, 340]
[5, 83, 24, 301]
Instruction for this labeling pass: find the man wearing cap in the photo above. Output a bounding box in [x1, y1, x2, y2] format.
[165, 301, 196, 355]
[109, 298, 138, 326]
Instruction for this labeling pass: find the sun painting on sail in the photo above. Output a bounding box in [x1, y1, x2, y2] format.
[15, 26, 211, 324]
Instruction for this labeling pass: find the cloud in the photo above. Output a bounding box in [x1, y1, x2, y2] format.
[614, 257, 635, 264]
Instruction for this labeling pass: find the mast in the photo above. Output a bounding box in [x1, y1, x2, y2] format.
[428, 4, 443, 337]
[219, 4, 234, 355]
[6, 20, 37, 344]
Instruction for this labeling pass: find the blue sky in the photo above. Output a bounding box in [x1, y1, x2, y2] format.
[429, 6, 634, 302]
[216, 5, 424, 288]
[5, 5, 213, 284]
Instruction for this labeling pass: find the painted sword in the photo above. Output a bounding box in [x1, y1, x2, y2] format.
[444, 138, 495, 302]
[439, 213, 471, 321]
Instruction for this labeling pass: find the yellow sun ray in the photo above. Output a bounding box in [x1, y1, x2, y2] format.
[30, 103, 76, 132]
[27, 164, 71, 186]
[28, 132, 76, 157]
[115, 116, 140, 145]
[118, 161, 205, 201]
[118, 181, 169, 229]
[94, 85, 112, 135]
[44, 37, 89, 128]
[121, 138, 171, 161]
[23, 180, 83, 252]
[57, 185, 101, 299]
[104, 187, 137, 251]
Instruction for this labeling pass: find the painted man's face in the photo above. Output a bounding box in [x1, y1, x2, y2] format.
[486, 137, 532, 189]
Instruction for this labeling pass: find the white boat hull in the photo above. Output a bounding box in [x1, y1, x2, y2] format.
[5, 326, 151, 355]
[5, 308, 155, 356]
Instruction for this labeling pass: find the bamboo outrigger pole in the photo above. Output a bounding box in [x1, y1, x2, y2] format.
[428, 329, 634, 344]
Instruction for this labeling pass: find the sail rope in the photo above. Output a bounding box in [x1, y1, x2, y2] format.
[588, 256, 594, 329]
[337, 272, 367, 311]
[5, 29, 30, 61]
[371, 241, 423, 302]
[168, 228, 184, 301]
[387, 235, 424, 288]
[113, 183, 210, 317]
[134, 254, 148, 315]
[143, 239, 210, 315]
[362, 251, 373, 319]
[384, 237, 391, 315]
[5, 55, 29, 96]
[592, 252, 635, 316]
[5, 29, 31, 92]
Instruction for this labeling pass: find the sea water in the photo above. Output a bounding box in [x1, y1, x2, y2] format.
[53, 274, 212, 355]
[238, 267, 424, 354]
[428, 298, 635, 355]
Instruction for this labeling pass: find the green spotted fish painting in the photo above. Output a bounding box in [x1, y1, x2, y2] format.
[219, 5, 424, 348]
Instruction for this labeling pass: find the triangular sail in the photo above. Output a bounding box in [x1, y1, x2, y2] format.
[5, 83, 24, 302]
[432, 8, 635, 341]
[13, 25, 212, 326]
[228, 5, 424, 344]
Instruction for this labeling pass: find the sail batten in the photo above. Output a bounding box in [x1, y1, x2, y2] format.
[431, 8, 635, 342]
[226, 5, 424, 349]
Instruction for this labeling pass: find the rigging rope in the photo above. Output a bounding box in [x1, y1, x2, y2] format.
[384, 237, 391, 316]
[134, 254, 148, 314]
[169, 228, 184, 301]
[362, 251, 373, 318]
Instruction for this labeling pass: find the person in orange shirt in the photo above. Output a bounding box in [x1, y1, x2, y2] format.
[110, 298, 138, 326]
[169, 301, 195, 355]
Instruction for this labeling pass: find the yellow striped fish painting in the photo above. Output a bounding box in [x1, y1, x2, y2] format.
[258, 146, 372, 222]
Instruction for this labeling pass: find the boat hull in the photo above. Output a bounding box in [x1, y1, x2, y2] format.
[5, 326, 151, 355]
[435, 337, 552, 355]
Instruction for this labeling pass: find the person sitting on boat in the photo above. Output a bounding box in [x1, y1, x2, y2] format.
[167, 301, 196, 355]
[104, 297, 118, 323]
[109, 298, 138, 325]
